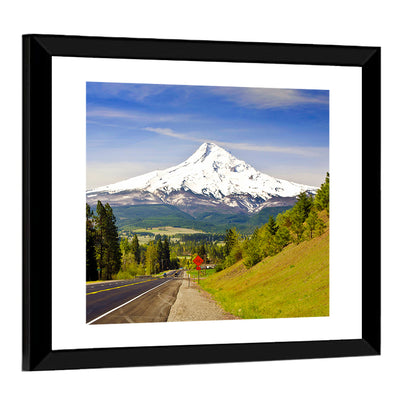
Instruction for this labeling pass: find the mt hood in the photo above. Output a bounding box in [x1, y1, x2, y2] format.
[87, 142, 317, 214]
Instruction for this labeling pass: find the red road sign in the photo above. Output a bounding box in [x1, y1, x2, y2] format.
[196, 266, 201, 270]
[193, 255, 203, 266]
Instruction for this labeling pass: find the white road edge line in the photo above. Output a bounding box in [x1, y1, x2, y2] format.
[87, 279, 171, 325]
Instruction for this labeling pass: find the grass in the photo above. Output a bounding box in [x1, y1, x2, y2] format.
[199, 227, 329, 319]
[120, 226, 206, 244]
[188, 268, 217, 279]
[130, 226, 205, 236]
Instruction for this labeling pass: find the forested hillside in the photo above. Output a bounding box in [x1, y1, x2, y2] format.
[200, 225, 329, 319]
[215, 172, 329, 272]
[199, 173, 330, 319]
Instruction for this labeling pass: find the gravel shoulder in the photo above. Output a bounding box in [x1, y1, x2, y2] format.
[168, 277, 238, 322]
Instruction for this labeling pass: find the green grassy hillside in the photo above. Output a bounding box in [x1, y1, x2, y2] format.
[199, 226, 329, 319]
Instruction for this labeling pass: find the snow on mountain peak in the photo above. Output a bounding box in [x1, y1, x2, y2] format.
[183, 142, 234, 164]
[88, 142, 317, 201]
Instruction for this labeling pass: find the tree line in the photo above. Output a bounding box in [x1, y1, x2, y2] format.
[87, 201, 179, 280]
[86, 201, 121, 281]
[86, 173, 329, 279]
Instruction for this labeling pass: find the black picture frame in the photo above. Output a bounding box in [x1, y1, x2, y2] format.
[22, 34, 380, 371]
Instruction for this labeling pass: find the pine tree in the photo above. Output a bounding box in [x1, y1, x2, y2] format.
[315, 172, 330, 213]
[223, 228, 242, 267]
[131, 234, 141, 264]
[305, 209, 318, 239]
[294, 191, 314, 222]
[291, 207, 305, 243]
[224, 228, 238, 257]
[266, 215, 278, 236]
[243, 228, 262, 268]
[94, 201, 121, 280]
[156, 238, 164, 271]
[275, 226, 291, 251]
[197, 242, 207, 259]
[162, 236, 171, 271]
[95, 201, 106, 280]
[86, 204, 98, 281]
[103, 203, 121, 280]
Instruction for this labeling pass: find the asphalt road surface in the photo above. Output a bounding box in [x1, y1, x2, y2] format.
[86, 270, 183, 324]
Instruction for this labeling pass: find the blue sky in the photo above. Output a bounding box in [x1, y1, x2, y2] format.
[87, 82, 329, 188]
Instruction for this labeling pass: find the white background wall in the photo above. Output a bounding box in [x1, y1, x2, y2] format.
[1, 1, 414, 415]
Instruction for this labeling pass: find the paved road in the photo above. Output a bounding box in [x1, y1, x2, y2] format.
[86, 271, 183, 324]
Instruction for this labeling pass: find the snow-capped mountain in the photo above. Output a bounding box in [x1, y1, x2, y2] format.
[87, 142, 317, 214]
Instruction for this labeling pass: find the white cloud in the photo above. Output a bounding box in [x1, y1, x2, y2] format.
[143, 127, 326, 157]
[87, 108, 141, 120]
[87, 108, 195, 136]
[87, 108, 188, 123]
[209, 87, 328, 109]
[143, 127, 203, 143]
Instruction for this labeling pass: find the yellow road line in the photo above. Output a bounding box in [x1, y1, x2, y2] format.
[86, 279, 158, 295]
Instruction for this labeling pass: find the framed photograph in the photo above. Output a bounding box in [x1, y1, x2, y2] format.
[23, 34, 380, 371]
